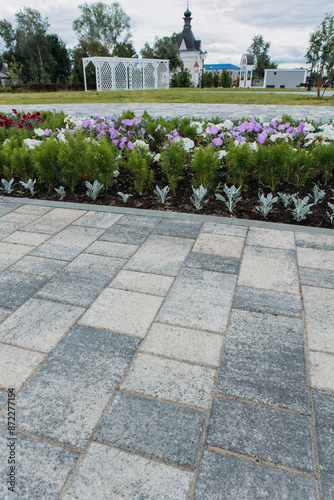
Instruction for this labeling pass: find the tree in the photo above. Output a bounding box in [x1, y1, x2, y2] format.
[73, 2, 131, 54]
[113, 41, 137, 58]
[170, 67, 191, 87]
[140, 33, 182, 71]
[46, 34, 71, 83]
[248, 35, 277, 79]
[220, 69, 232, 88]
[305, 12, 334, 99]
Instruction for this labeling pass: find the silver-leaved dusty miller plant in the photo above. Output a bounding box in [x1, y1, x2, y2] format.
[311, 184, 325, 205]
[278, 192, 298, 208]
[190, 185, 208, 210]
[215, 184, 242, 213]
[326, 202, 334, 225]
[54, 186, 66, 200]
[118, 192, 133, 203]
[0, 178, 15, 194]
[85, 180, 104, 201]
[153, 185, 171, 204]
[20, 179, 36, 196]
[256, 193, 278, 218]
[290, 195, 313, 222]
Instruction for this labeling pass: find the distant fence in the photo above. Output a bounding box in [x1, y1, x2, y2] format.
[82, 57, 169, 91]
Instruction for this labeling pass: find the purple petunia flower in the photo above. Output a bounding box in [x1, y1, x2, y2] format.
[155, 124, 161, 131]
[148, 134, 154, 141]
[127, 141, 134, 150]
[208, 126, 219, 135]
[44, 128, 51, 136]
[82, 119, 90, 127]
[212, 137, 223, 146]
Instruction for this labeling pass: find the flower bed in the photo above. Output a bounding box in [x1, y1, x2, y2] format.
[1, 109, 334, 228]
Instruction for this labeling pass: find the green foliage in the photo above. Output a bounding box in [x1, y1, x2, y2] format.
[248, 34, 277, 79]
[125, 146, 154, 195]
[255, 142, 292, 191]
[220, 69, 232, 88]
[212, 73, 219, 88]
[191, 146, 220, 190]
[227, 143, 254, 186]
[33, 137, 62, 190]
[170, 67, 192, 87]
[161, 140, 187, 192]
[90, 138, 119, 190]
[312, 143, 334, 184]
[140, 33, 181, 71]
[288, 149, 313, 187]
[40, 110, 66, 130]
[58, 132, 91, 192]
[201, 71, 213, 88]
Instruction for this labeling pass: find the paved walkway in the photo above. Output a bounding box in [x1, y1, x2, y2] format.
[0, 197, 333, 499]
[0, 102, 333, 121]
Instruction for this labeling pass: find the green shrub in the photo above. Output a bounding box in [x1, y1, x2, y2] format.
[312, 143, 334, 184]
[125, 146, 154, 195]
[90, 138, 119, 190]
[33, 137, 62, 191]
[161, 140, 187, 192]
[288, 149, 313, 188]
[255, 142, 292, 191]
[11, 147, 36, 183]
[191, 146, 220, 190]
[227, 143, 254, 187]
[58, 132, 92, 192]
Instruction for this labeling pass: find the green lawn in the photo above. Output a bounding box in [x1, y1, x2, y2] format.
[0, 87, 333, 106]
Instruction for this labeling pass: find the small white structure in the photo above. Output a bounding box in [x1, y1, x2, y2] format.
[264, 69, 308, 88]
[0, 70, 10, 87]
[239, 53, 255, 88]
[82, 57, 169, 91]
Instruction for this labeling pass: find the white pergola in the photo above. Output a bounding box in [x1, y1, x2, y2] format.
[82, 57, 170, 91]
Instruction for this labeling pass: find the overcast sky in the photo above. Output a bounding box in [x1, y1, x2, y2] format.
[0, 0, 331, 68]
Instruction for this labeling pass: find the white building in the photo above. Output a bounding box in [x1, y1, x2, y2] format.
[176, 8, 207, 87]
[263, 68, 309, 88]
[239, 53, 255, 88]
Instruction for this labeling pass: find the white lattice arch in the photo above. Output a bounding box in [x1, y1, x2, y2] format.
[82, 57, 169, 91]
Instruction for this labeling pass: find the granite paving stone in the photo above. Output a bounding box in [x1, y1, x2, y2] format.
[193, 233, 244, 258]
[72, 211, 123, 228]
[206, 397, 315, 472]
[0, 271, 48, 310]
[153, 219, 202, 238]
[238, 245, 300, 293]
[10, 255, 68, 277]
[79, 288, 164, 337]
[184, 252, 240, 274]
[312, 390, 334, 499]
[31, 225, 105, 261]
[302, 286, 334, 353]
[0, 389, 7, 409]
[233, 286, 302, 317]
[295, 232, 334, 251]
[194, 450, 319, 500]
[0, 222, 22, 239]
[121, 353, 216, 409]
[0, 242, 35, 272]
[13, 205, 52, 215]
[3, 230, 51, 246]
[116, 214, 161, 229]
[299, 267, 334, 289]
[95, 391, 206, 467]
[216, 310, 310, 413]
[63, 443, 193, 500]
[0, 429, 79, 500]
[0, 202, 22, 216]
[157, 267, 236, 333]
[0, 298, 84, 352]
[0, 344, 45, 390]
[35, 253, 125, 308]
[84, 240, 138, 258]
[23, 208, 86, 234]
[109, 270, 174, 296]
[246, 227, 295, 250]
[201, 222, 247, 237]
[0, 308, 11, 322]
[13, 325, 140, 448]
[100, 215, 160, 245]
[0, 212, 39, 227]
[309, 352, 334, 392]
[141, 323, 224, 366]
[297, 247, 334, 271]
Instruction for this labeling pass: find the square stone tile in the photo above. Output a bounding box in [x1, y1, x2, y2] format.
[201, 222, 247, 237]
[31, 226, 105, 261]
[153, 219, 202, 238]
[14, 326, 140, 448]
[3, 231, 51, 246]
[110, 270, 174, 296]
[95, 392, 206, 467]
[0, 344, 45, 389]
[0, 202, 22, 216]
[303, 286, 334, 353]
[310, 352, 334, 392]
[157, 268, 236, 334]
[85, 240, 138, 258]
[233, 286, 302, 317]
[194, 450, 318, 500]
[0, 271, 48, 310]
[36, 254, 125, 308]
[117, 215, 161, 229]
[0, 298, 84, 352]
[100, 215, 160, 245]
[141, 323, 223, 366]
[0, 429, 78, 500]
[0, 212, 39, 227]
[193, 233, 244, 258]
[300, 267, 334, 289]
[125, 235, 193, 276]
[297, 247, 334, 272]
[295, 232, 334, 251]
[184, 252, 239, 274]
[10, 256, 67, 278]
[13, 205, 52, 215]
[23, 208, 86, 234]
[72, 211, 123, 228]
[0, 242, 35, 272]
[312, 390, 334, 499]
[63, 443, 192, 500]
[80, 288, 163, 337]
[246, 227, 295, 250]
[0, 308, 11, 322]
[0, 221, 22, 239]
[238, 245, 299, 293]
[206, 397, 314, 472]
[121, 353, 216, 409]
[216, 310, 310, 413]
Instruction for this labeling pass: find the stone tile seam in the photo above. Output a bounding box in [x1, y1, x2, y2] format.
[0, 338, 48, 356]
[232, 305, 302, 320]
[118, 388, 209, 413]
[294, 231, 323, 499]
[187, 226, 250, 499]
[309, 348, 334, 358]
[137, 349, 218, 370]
[3, 197, 334, 235]
[153, 320, 227, 337]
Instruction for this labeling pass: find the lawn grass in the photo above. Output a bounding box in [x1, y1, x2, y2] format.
[0, 87, 333, 106]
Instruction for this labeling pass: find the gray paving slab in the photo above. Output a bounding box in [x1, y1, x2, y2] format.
[95, 391, 206, 468]
[184, 252, 240, 274]
[0, 202, 22, 216]
[194, 450, 319, 500]
[152, 219, 203, 238]
[0, 389, 7, 409]
[302, 286, 334, 354]
[299, 267, 334, 289]
[10, 255, 68, 277]
[312, 390, 334, 499]
[233, 286, 302, 317]
[0, 428, 79, 500]
[0, 307, 11, 322]
[0, 343, 45, 389]
[0, 271, 48, 310]
[13, 325, 140, 448]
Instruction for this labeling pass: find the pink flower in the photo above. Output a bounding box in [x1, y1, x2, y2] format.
[127, 141, 134, 150]
[212, 137, 223, 146]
